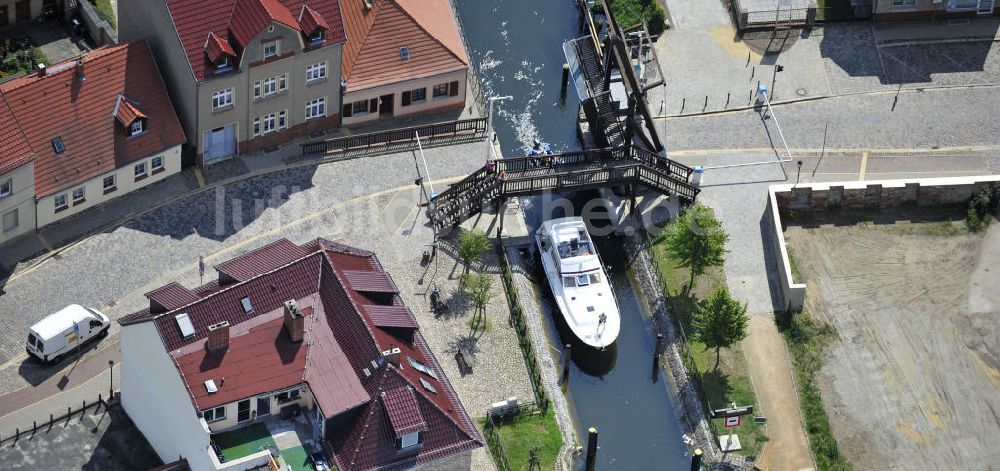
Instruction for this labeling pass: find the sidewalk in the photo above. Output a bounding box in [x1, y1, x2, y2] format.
[0, 344, 119, 441]
[874, 17, 1000, 45]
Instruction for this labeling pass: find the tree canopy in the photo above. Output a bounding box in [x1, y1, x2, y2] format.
[662, 203, 729, 291]
[694, 288, 750, 370]
[457, 228, 490, 273]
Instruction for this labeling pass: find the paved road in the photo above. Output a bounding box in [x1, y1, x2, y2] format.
[663, 86, 1000, 152]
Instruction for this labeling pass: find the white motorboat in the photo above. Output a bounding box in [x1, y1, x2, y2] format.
[535, 217, 621, 349]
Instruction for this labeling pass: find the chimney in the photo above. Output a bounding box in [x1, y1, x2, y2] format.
[36, 63, 47, 77]
[283, 299, 304, 342]
[382, 347, 401, 367]
[75, 58, 86, 83]
[206, 321, 230, 353]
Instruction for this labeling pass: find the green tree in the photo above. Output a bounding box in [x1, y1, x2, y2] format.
[694, 288, 749, 370]
[662, 203, 729, 293]
[462, 273, 494, 330]
[457, 228, 490, 274]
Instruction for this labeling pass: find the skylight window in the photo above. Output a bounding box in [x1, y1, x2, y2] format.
[407, 356, 438, 380]
[52, 137, 65, 154]
[399, 47, 410, 60]
[419, 378, 437, 394]
[175, 313, 196, 340]
[240, 296, 254, 314]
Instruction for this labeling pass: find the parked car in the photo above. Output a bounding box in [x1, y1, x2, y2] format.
[26, 305, 110, 364]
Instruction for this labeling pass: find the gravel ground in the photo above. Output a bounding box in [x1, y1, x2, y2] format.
[786, 214, 1000, 470]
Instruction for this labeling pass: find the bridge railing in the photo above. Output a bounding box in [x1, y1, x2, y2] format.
[494, 147, 625, 173]
[632, 147, 694, 182]
[302, 118, 488, 157]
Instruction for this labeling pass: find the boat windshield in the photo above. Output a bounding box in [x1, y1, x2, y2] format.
[576, 275, 590, 286]
[557, 235, 592, 259]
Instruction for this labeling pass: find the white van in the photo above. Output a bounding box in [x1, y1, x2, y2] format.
[26, 305, 111, 364]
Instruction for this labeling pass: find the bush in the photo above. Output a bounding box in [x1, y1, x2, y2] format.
[603, 0, 668, 36]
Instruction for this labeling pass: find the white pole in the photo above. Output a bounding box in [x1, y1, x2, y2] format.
[759, 85, 793, 162]
[415, 130, 434, 196]
[485, 95, 512, 162]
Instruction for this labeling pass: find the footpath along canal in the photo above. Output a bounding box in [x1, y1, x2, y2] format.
[454, 0, 690, 468]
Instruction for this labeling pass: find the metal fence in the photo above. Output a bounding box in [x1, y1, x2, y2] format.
[496, 245, 551, 413]
[482, 401, 548, 471]
[0, 393, 109, 446]
[301, 117, 487, 157]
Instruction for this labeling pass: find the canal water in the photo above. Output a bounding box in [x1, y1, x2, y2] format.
[454, 0, 690, 469]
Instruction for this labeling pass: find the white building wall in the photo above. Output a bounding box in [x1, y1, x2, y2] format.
[342, 69, 467, 127]
[121, 321, 213, 470]
[0, 161, 36, 246]
[36, 145, 181, 227]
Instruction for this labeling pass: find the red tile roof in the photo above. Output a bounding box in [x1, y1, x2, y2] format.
[123, 238, 482, 470]
[204, 31, 236, 63]
[214, 238, 309, 282]
[340, 0, 468, 92]
[145, 282, 201, 312]
[342, 269, 398, 293]
[113, 95, 147, 127]
[0, 41, 185, 197]
[174, 315, 309, 410]
[165, 0, 345, 82]
[230, 0, 300, 48]
[364, 305, 418, 330]
[382, 385, 427, 437]
[0, 93, 34, 176]
[298, 5, 329, 35]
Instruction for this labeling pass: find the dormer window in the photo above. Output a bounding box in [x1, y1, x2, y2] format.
[263, 40, 279, 60]
[215, 55, 231, 72]
[129, 119, 146, 137]
[309, 29, 324, 43]
[399, 432, 420, 449]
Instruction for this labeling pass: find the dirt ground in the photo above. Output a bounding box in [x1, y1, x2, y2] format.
[786, 212, 1000, 470]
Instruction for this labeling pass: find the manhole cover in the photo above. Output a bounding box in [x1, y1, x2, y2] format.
[796, 88, 807, 96]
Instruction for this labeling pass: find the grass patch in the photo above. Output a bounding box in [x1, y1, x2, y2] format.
[481, 410, 562, 471]
[786, 246, 803, 283]
[91, 0, 117, 29]
[280, 444, 319, 471]
[467, 315, 493, 332]
[651, 235, 767, 458]
[884, 219, 967, 237]
[212, 423, 277, 461]
[776, 310, 851, 471]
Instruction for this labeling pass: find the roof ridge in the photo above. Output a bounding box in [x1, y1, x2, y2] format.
[146, 251, 325, 325]
[0, 45, 123, 93]
[391, 0, 466, 66]
[344, 366, 391, 468]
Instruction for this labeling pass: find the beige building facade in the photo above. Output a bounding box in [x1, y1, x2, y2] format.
[0, 162, 36, 245]
[342, 69, 467, 127]
[873, 0, 997, 19]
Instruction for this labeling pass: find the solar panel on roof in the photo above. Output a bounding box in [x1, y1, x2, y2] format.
[419, 378, 437, 394]
[407, 356, 438, 380]
[175, 313, 195, 340]
[52, 137, 65, 154]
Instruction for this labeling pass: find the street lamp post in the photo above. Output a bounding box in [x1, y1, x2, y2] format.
[108, 360, 114, 399]
[485, 96, 513, 163]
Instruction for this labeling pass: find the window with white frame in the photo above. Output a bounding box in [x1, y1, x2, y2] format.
[152, 156, 164, 171]
[212, 88, 233, 109]
[305, 97, 325, 120]
[352, 100, 368, 114]
[890, 0, 915, 6]
[400, 432, 420, 449]
[135, 162, 147, 178]
[0, 179, 11, 198]
[102, 175, 116, 191]
[254, 81, 261, 100]
[263, 77, 277, 97]
[432, 83, 448, 98]
[278, 110, 287, 129]
[203, 405, 226, 422]
[253, 117, 261, 137]
[278, 74, 287, 92]
[129, 119, 146, 137]
[263, 40, 279, 59]
[263, 113, 276, 134]
[54, 194, 68, 210]
[72, 187, 85, 204]
[310, 29, 324, 43]
[2, 209, 17, 233]
[306, 62, 327, 82]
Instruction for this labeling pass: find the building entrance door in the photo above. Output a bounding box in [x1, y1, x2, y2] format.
[15, 0, 29, 21]
[0, 6, 9, 27]
[203, 124, 236, 162]
[379, 93, 394, 116]
[257, 396, 271, 417]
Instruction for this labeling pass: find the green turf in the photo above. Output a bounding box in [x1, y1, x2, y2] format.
[213, 423, 277, 461]
[486, 410, 562, 471]
[280, 445, 316, 470]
